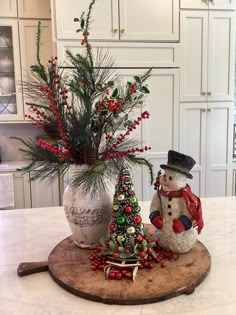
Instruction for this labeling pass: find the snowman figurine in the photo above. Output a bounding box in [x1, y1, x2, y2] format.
[149, 150, 204, 254]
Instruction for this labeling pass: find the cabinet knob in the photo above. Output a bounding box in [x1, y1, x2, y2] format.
[207, 108, 211, 112]
[207, 92, 212, 96]
[202, 0, 208, 3]
[201, 108, 206, 112]
[112, 29, 118, 33]
[121, 29, 125, 33]
[201, 92, 207, 96]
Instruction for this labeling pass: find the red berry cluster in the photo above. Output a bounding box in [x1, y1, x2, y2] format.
[81, 31, 91, 49]
[104, 110, 151, 160]
[96, 98, 122, 113]
[129, 85, 138, 94]
[89, 240, 179, 280]
[154, 177, 160, 190]
[36, 139, 58, 154]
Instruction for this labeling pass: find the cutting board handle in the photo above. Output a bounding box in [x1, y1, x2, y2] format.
[17, 261, 48, 277]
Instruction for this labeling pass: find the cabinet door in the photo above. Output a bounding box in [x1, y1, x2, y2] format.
[30, 175, 60, 208]
[19, 20, 52, 72]
[17, 0, 51, 19]
[119, 0, 179, 41]
[19, 20, 52, 116]
[141, 69, 180, 201]
[13, 172, 31, 209]
[179, 103, 207, 197]
[180, 11, 208, 102]
[207, 11, 235, 101]
[180, 0, 209, 9]
[0, 0, 17, 17]
[55, 0, 119, 40]
[206, 102, 233, 197]
[208, 0, 236, 10]
[180, 0, 235, 9]
[0, 19, 23, 121]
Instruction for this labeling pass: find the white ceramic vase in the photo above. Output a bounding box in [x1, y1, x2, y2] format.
[63, 164, 114, 249]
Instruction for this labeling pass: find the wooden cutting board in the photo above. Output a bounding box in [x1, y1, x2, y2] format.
[17, 226, 211, 305]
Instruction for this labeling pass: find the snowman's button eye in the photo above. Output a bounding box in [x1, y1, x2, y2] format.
[169, 176, 172, 180]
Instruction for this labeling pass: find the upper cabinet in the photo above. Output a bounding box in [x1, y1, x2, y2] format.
[180, 10, 235, 102]
[180, 0, 236, 10]
[0, 19, 23, 121]
[17, 0, 51, 19]
[55, 0, 179, 41]
[0, 0, 17, 17]
[19, 20, 52, 72]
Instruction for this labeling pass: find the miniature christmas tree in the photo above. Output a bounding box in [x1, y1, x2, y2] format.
[97, 163, 157, 260]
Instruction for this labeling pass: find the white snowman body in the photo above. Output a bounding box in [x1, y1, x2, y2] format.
[150, 169, 197, 253]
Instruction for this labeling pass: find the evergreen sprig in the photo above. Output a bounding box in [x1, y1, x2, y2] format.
[14, 0, 154, 195]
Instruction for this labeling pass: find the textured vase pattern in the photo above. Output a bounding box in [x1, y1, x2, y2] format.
[63, 165, 113, 249]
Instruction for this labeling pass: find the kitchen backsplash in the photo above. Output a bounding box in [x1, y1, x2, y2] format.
[0, 123, 44, 161]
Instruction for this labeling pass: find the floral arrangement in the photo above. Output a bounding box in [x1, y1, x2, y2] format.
[13, 0, 153, 195]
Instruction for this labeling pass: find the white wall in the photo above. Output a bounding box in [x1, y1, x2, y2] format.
[0, 123, 43, 161]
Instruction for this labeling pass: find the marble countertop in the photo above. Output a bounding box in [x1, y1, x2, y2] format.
[0, 197, 236, 315]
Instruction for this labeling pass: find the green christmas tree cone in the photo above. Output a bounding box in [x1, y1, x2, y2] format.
[97, 163, 157, 261]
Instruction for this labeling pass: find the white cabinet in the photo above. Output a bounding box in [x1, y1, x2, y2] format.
[179, 102, 233, 197]
[58, 41, 180, 68]
[13, 171, 31, 209]
[115, 68, 179, 201]
[19, 19, 53, 115]
[30, 174, 60, 208]
[55, 0, 179, 41]
[180, 0, 236, 10]
[0, 19, 23, 121]
[17, 0, 51, 19]
[142, 69, 179, 201]
[0, 0, 17, 17]
[233, 162, 236, 195]
[0, 171, 31, 209]
[19, 20, 52, 73]
[180, 10, 235, 102]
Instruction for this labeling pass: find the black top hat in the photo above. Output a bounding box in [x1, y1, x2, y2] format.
[160, 150, 196, 179]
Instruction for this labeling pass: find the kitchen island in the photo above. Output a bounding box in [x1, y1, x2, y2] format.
[0, 197, 236, 315]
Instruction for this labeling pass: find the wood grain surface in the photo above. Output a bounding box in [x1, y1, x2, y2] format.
[47, 226, 211, 305]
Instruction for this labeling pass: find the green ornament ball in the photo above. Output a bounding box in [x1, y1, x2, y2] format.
[134, 206, 141, 213]
[112, 204, 119, 211]
[117, 216, 125, 224]
[130, 196, 137, 204]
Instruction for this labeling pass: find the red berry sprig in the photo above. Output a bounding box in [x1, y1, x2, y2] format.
[104, 110, 151, 160]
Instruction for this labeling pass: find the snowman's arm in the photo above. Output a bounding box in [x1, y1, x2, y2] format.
[178, 215, 192, 230]
[173, 215, 192, 233]
[149, 192, 163, 229]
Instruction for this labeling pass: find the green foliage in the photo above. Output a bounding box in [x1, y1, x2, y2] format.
[14, 0, 154, 195]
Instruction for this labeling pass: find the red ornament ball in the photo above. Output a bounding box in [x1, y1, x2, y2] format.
[109, 272, 115, 279]
[139, 251, 146, 258]
[124, 249, 130, 254]
[161, 262, 166, 268]
[137, 235, 143, 242]
[120, 176, 125, 181]
[116, 273, 122, 280]
[113, 252, 119, 259]
[125, 206, 132, 213]
[147, 247, 152, 254]
[135, 215, 142, 224]
[123, 186, 129, 191]
[110, 224, 116, 232]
